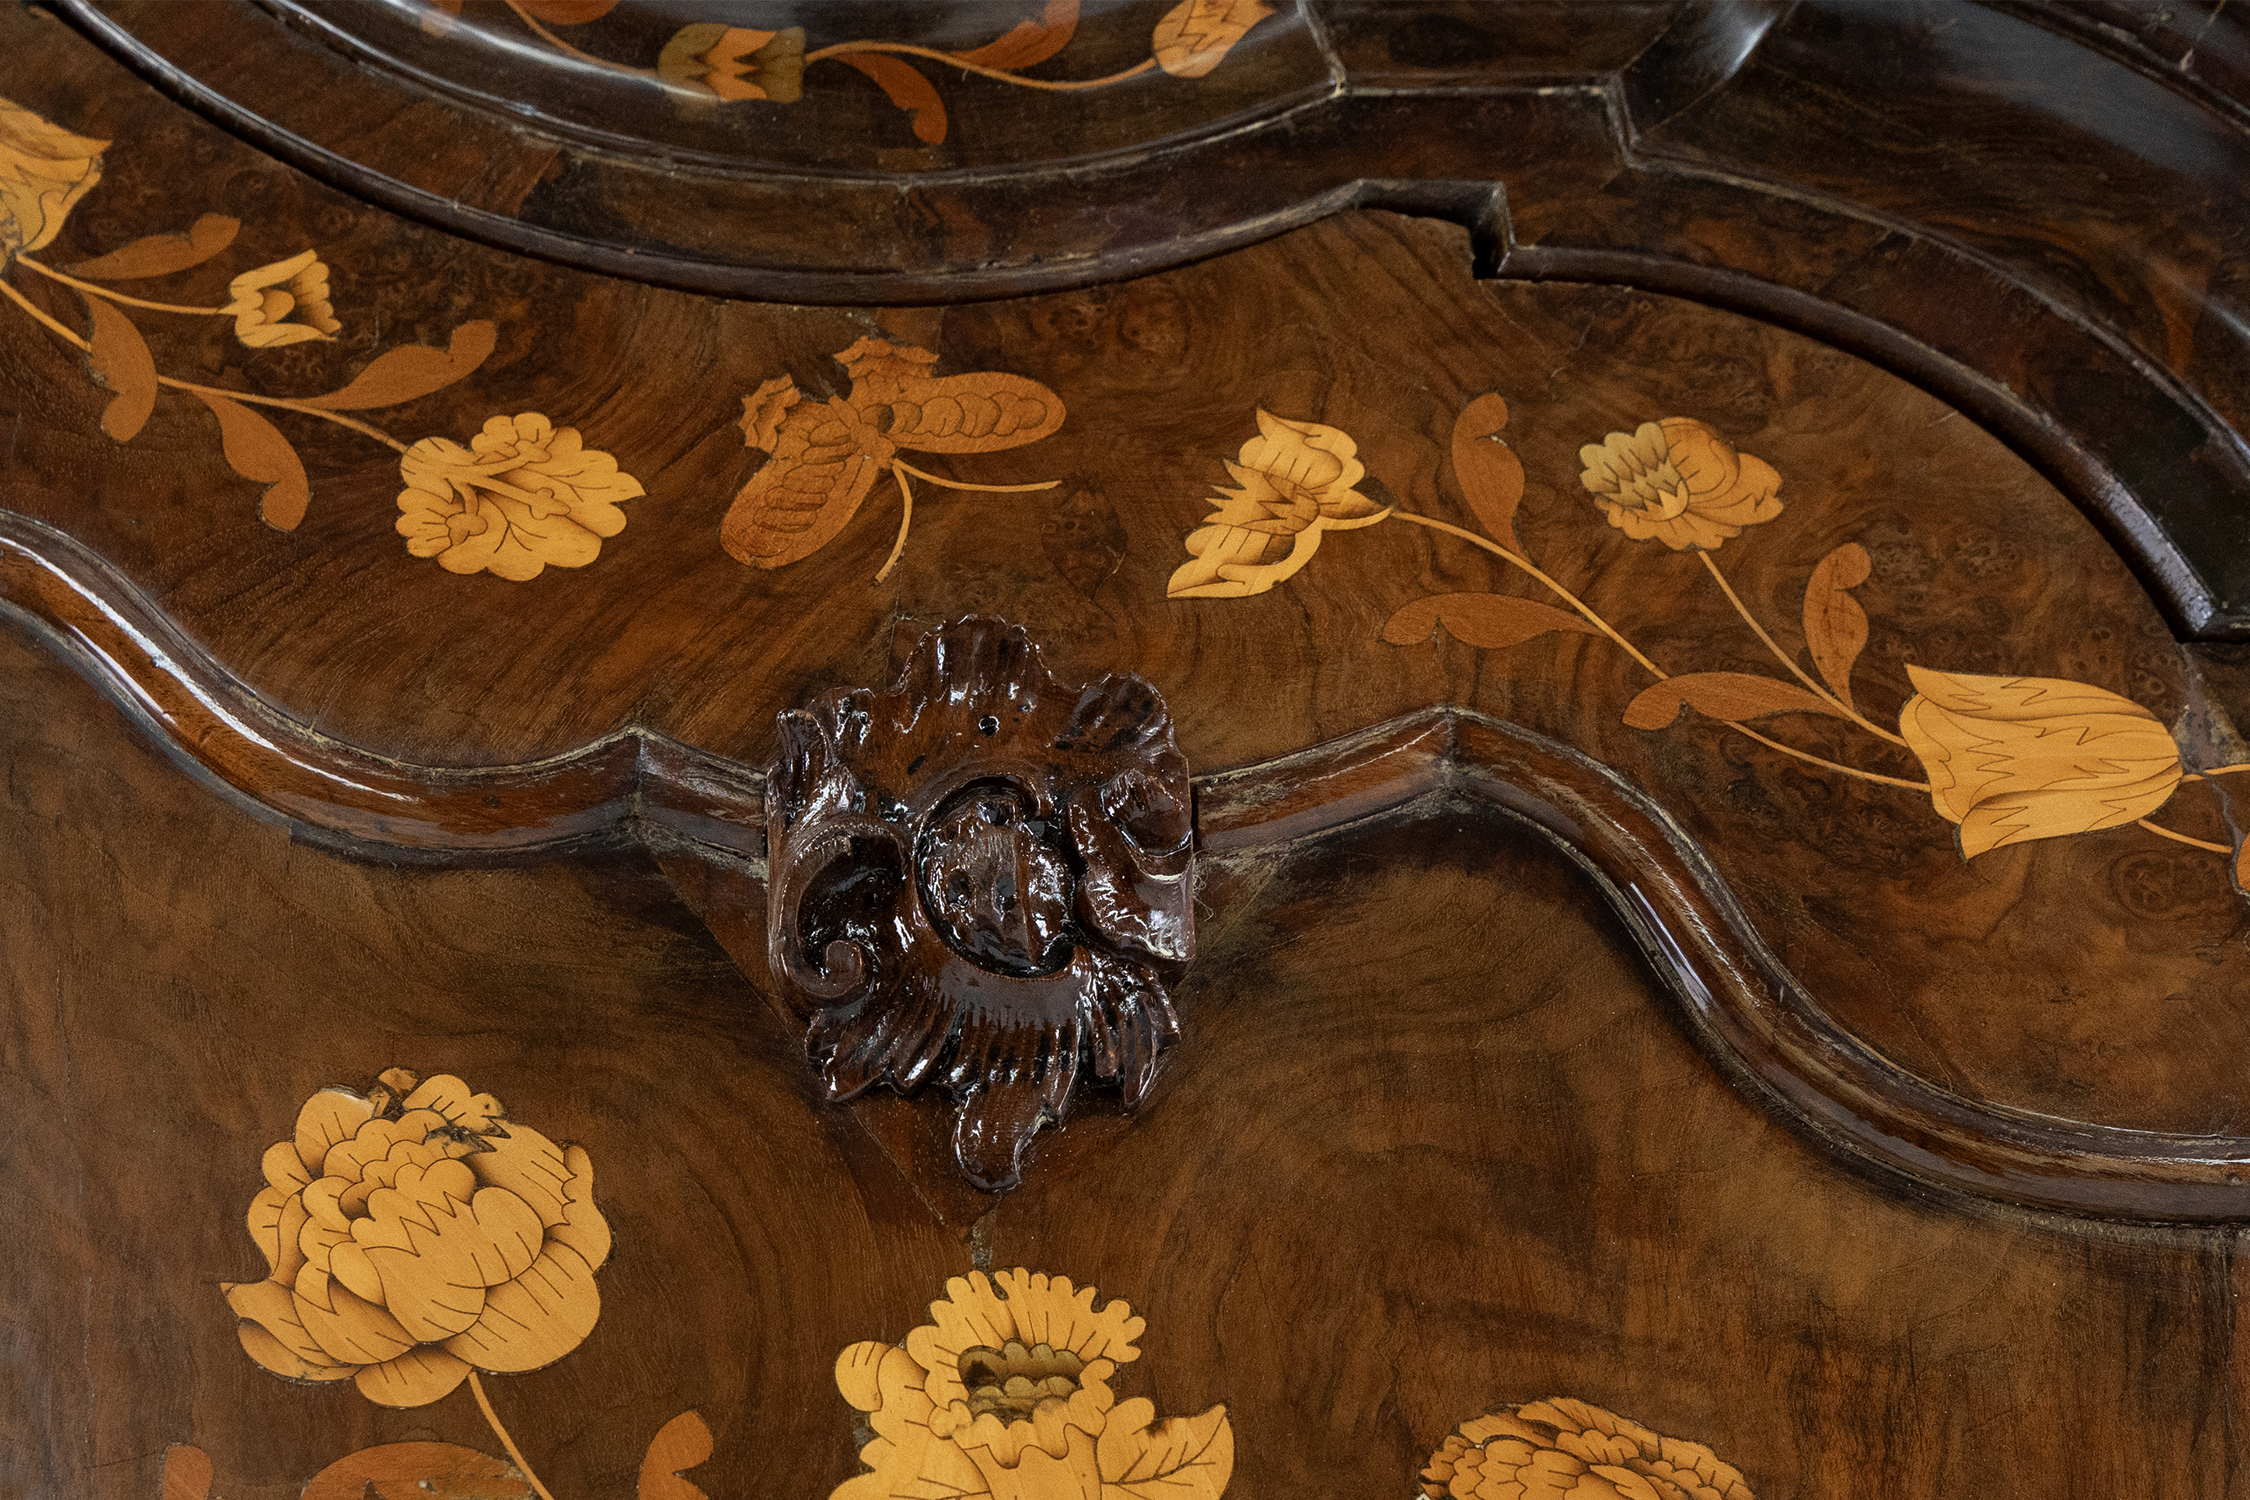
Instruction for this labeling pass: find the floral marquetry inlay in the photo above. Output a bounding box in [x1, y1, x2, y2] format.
[396, 412, 644, 581]
[188, 1066, 717, 1500]
[1173, 396, 2250, 892]
[1420, 1399, 1752, 1500]
[223, 1067, 610, 1408]
[418, 0, 1275, 148]
[831, 1269, 1232, 1500]
[0, 92, 644, 572]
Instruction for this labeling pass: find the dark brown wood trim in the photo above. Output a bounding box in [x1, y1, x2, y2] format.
[10, 504, 2250, 1224]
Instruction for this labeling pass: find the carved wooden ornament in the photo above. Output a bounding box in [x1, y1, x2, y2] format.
[766, 618, 1193, 1190]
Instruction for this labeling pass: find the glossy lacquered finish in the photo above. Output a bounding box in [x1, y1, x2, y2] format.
[10, 3, 2250, 1498]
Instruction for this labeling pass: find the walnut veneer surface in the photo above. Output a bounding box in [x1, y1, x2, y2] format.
[6, 3, 2250, 1498]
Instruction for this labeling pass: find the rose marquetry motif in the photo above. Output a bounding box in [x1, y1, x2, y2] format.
[765, 618, 1193, 1190]
[223, 1067, 610, 1409]
[196, 1066, 715, 1500]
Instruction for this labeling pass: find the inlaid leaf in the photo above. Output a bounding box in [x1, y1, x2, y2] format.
[1451, 392, 1525, 548]
[1382, 592, 1600, 649]
[300, 1442, 529, 1500]
[79, 295, 156, 442]
[1153, 0, 1274, 77]
[161, 1445, 212, 1500]
[192, 392, 311, 530]
[2235, 830, 2249, 901]
[60, 213, 238, 280]
[516, 0, 620, 21]
[838, 54, 948, 144]
[874, 368, 1066, 454]
[1099, 1398, 1234, 1499]
[1624, 672, 1853, 730]
[638, 1411, 714, 1500]
[1803, 541, 1873, 710]
[956, 0, 1079, 67]
[301, 321, 497, 411]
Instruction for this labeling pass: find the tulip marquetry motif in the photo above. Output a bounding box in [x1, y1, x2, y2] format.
[1174, 396, 2250, 889]
[765, 618, 1195, 1191]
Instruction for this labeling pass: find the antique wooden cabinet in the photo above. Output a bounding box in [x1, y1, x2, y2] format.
[7, 2, 2250, 1496]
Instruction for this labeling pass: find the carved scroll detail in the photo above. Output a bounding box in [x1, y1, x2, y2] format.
[766, 618, 1193, 1190]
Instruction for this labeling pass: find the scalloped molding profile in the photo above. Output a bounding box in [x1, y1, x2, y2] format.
[2, 509, 2247, 1222]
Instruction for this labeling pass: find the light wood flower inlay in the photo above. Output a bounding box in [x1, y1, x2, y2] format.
[1578, 418, 1782, 552]
[1897, 666, 2186, 857]
[223, 248, 340, 347]
[832, 1269, 1232, 1500]
[0, 96, 105, 260]
[1421, 1399, 1752, 1500]
[396, 412, 645, 580]
[223, 1067, 611, 1409]
[1166, 408, 1389, 598]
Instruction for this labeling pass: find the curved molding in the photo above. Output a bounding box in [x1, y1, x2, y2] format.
[0, 512, 763, 862]
[56, 0, 1467, 305]
[59, 0, 2250, 636]
[5, 509, 2250, 1223]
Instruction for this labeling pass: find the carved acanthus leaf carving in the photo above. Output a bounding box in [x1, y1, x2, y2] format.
[766, 618, 1193, 1190]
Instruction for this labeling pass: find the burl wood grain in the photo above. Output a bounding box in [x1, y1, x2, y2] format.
[8, 621, 2243, 1497]
[3, 4, 2244, 1148]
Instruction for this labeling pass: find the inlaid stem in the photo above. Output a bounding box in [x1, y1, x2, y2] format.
[1389, 510, 1666, 678]
[154, 375, 408, 453]
[468, 1370, 559, 1500]
[804, 42, 1158, 92]
[890, 460, 1060, 494]
[1389, 508, 1929, 790]
[875, 465, 916, 583]
[1698, 549, 1910, 747]
[4, 273, 406, 452]
[503, 0, 657, 77]
[16, 257, 226, 315]
[2137, 818, 2233, 854]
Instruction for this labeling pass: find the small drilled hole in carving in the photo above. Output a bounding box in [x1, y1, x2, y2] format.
[978, 714, 1000, 736]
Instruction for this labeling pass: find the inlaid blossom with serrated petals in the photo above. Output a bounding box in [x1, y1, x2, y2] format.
[395, 412, 643, 580]
[1579, 417, 1781, 552]
[832, 1269, 1232, 1500]
[222, 1067, 610, 1408]
[1167, 409, 1389, 599]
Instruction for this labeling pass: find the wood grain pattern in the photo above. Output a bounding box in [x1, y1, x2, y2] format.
[4, 202, 2247, 1169]
[10, 627, 2246, 1497]
[54, 1, 2250, 637]
[13, 480, 2249, 1217]
[14, 6, 2250, 1494]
